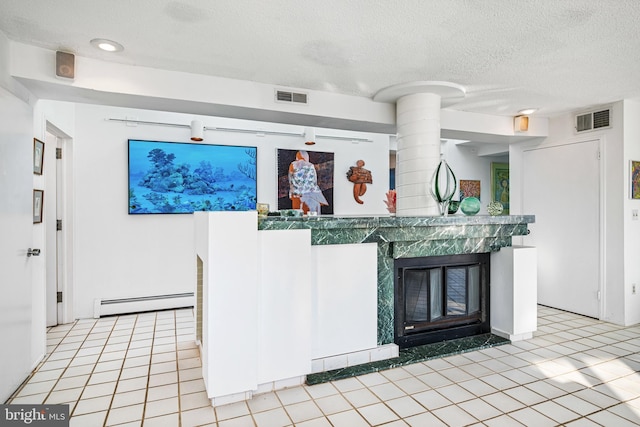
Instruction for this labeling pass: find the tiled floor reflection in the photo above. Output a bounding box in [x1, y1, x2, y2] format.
[7, 306, 640, 426]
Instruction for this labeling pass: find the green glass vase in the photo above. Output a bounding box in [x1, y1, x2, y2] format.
[429, 160, 457, 216]
[460, 197, 481, 216]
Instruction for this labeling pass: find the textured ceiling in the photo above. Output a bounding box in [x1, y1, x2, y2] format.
[1, 0, 640, 118]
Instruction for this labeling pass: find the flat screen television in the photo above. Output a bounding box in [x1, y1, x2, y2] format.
[128, 139, 257, 214]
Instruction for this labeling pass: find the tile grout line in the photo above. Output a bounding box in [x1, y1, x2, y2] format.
[5, 319, 79, 404]
[38, 318, 104, 408]
[173, 310, 183, 427]
[102, 312, 150, 427]
[75, 315, 133, 423]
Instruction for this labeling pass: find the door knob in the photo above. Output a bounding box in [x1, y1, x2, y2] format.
[27, 248, 41, 257]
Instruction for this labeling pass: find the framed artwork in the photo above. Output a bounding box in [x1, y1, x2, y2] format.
[33, 189, 44, 223]
[33, 138, 44, 175]
[631, 160, 640, 199]
[277, 148, 334, 215]
[128, 139, 257, 214]
[459, 179, 481, 200]
[491, 162, 510, 214]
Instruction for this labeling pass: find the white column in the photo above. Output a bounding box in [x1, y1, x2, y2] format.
[396, 92, 441, 216]
[373, 81, 465, 217]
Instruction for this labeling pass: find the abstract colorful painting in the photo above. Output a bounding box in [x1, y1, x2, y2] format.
[277, 149, 334, 214]
[632, 160, 640, 199]
[459, 180, 481, 200]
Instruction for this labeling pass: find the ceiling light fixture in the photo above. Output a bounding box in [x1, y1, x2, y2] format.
[191, 120, 204, 141]
[304, 127, 316, 145]
[518, 108, 538, 115]
[514, 116, 530, 132]
[90, 38, 124, 52]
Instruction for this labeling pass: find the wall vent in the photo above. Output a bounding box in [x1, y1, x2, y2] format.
[275, 90, 308, 105]
[575, 108, 611, 133]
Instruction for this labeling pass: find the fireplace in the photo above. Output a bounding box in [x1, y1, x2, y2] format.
[394, 253, 491, 348]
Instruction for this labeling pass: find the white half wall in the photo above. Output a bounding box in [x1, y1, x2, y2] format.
[258, 229, 312, 384]
[311, 243, 378, 359]
[195, 212, 382, 404]
[195, 211, 259, 398]
[491, 246, 538, 341]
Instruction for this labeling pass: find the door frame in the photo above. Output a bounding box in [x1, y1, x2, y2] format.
[46, 121, 74, 324]
[520, 136, 605, 319]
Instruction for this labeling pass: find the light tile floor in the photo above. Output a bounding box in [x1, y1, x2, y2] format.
[7, 306, 640, 426]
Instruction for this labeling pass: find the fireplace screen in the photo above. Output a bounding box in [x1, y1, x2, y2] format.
[404, 265, 481, 323]
[395, 253, 490, 347]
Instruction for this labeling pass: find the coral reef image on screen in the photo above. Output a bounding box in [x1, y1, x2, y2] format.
[128, 140, 257, 214]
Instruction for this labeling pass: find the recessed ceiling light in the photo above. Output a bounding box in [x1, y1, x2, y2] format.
[90, 38, 124, 52]
[518, 108, 538, 115]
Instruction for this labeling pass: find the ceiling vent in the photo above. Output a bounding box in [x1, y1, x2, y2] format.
[275, 89, 308, 105]
[575, 108, 611, 133]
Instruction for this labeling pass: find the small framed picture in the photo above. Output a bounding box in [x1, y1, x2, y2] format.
[459, 179, 481, 200]
[33, 138, 44, 175]
[631, 160, 640, 199]
[33, 189, 44, 223]
[491, 162, 510, 214]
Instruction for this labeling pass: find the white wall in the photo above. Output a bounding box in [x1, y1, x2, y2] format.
[513, 101, 627, 324]
[623, 100, 640, 325]
[442, 141, 508, 215]
[71, 103, 390, 318]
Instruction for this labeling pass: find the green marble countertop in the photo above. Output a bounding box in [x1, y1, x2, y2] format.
[258, 214, 535, 248]
[258, 214, 535, 230]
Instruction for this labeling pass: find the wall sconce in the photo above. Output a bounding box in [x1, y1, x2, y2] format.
[191, 120, 204, 141]
[514, 115, 529, 133]
[304, 127, 316, 145]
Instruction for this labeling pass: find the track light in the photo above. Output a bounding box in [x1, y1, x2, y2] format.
[191, 120, 204, 141]
[304, 127, 316, 145]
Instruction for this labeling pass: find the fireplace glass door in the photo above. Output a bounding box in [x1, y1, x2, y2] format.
[404, 265, 481, 325]
[395, 253, 489, 347]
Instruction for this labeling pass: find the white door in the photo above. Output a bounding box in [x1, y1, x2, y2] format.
[0, 88, 35, 402]
[523, 139, 601, 318]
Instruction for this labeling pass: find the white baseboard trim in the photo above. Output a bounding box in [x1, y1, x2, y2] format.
[491, 327, 534, 342]
[93, 293, 194, 318]
[311, 344, 399, 374]
[208, 376, 306, 407]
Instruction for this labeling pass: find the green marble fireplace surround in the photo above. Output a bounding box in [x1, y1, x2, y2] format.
[259, 214, 535, 345]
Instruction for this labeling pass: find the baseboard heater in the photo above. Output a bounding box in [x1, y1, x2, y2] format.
[93, 292, 194, 318]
